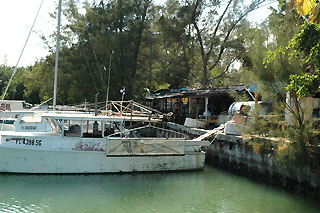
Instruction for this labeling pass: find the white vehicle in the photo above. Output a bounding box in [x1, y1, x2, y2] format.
[0, 112, 209, 173]
[224, 101, 270, 135]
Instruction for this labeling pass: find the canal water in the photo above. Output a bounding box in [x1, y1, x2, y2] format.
[0, 166, 318, 212]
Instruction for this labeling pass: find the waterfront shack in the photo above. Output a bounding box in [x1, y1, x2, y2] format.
[145, 85, 253, 127]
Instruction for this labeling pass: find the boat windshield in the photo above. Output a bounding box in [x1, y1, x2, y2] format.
[20, 115, 42, 123]
[46, 118, 61, 133]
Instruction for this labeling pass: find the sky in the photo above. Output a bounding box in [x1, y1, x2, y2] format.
[0, 0, 56, 67]
[0, 0, 278, 67]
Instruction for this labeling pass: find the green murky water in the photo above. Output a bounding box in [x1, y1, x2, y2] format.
[0, 166, 318, 212]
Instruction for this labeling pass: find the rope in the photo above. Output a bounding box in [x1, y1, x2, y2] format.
[80, 41, 99, 93]
[84, 17, 107, 99]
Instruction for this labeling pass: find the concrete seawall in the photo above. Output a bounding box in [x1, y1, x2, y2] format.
[206, 133, 320, 199]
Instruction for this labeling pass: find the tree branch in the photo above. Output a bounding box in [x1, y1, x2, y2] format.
[206, 0, 233, 59]
[212, 56, 238, 80]
[210, 0, 266, 71]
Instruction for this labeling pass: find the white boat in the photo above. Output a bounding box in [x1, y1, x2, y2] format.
[0, 112, 209, 173]
[0, 1, 209, 174]
[0, 103, 86, 132]
[0, 100, 32, 131]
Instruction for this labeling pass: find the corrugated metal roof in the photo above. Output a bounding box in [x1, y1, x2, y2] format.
[146, 85, 248, 100]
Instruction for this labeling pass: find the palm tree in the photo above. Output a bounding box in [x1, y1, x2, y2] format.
[291, 0, 320, 23]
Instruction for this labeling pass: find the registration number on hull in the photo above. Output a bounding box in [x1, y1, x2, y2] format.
[15, 138, 42, 146]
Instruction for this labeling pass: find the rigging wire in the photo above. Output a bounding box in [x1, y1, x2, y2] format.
[1, 0, 44, 102]
[80, 41, 99, 93]
[83, 17, 107, 99]
[0, 0, 44, 131]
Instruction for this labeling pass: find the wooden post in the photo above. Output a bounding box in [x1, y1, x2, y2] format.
[95, 93, 99, 116]
[254, 92, 259, 126]
[130, 100, 133, 128]
[188, 97, 192, 117]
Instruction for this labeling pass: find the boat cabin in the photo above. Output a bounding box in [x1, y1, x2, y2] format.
[0, 100, 32, 112]
[35, 113, 162, 138]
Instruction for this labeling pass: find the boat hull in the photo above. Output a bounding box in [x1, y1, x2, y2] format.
[0, 147, 205, 173]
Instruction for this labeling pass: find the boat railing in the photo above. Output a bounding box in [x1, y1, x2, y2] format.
[106, 123, 186, 139]
[104, 100, 169, 119]
[105, 138, 186, 157]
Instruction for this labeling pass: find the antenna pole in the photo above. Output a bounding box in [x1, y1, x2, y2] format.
[53, 0, 62, 107]
[105, 51, 113, 110]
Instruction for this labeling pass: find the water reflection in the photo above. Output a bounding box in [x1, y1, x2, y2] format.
[0, 166, 318, 212]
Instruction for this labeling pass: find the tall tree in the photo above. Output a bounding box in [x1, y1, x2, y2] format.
[183, 0, 267, 86]
[33, 0, 157, 103]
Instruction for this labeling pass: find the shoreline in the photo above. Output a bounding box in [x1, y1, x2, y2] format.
[205, 133, 320, 200]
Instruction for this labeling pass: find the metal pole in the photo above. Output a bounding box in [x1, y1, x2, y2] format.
[106, 51, 112, 110]
[148, 32, 159, 91]
[53, 0, 62, 107]
[205, 97, 208, 126]
[149, 32, 152, 90]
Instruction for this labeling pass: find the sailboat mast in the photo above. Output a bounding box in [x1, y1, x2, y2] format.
[53, 0, 62, 107]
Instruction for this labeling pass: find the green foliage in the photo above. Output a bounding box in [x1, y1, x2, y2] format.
[1, 0, 315, 113]
[257, 20, 320, 167]
[0, 65, 37, 102]
[262, 22, 320, 110]
[286, 71, 320, 99]
[153, 82, 170, 91]
[229, 91, 251, 102]
[265, 22, 320, 75]
[242, 7, 304, 100]
[247, 137, 273, 155]
[156, 0, 197, 88]
[158, 0, 263, 87]
[253, 115, 283, 136]
[264, 46, 287, 68]
[291, 23, 320, 53]
[32, 0, 157, 103]
[289, 22, 320, 69]
[0, 65, 12, 98]
[229, 3, 320, 169]
[275, 125, 318, 168]
[246, 113, 319, 168]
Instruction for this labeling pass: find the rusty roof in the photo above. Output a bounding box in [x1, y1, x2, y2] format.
[146, 85, 248, 100]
